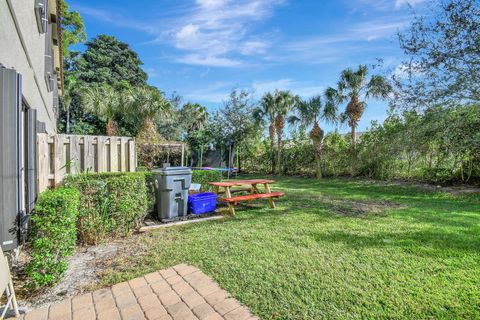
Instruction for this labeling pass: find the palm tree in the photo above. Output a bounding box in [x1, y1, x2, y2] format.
[81, 84, 124, 136]
[128, 86, 173, 143]
[180, 103, 209, 133]
[274, 91, 299, 174]
[61, 75, 77, 134]
[288, 96, 337, 179]
[325, 65, 391, 147]
[253, 92, 278, 173]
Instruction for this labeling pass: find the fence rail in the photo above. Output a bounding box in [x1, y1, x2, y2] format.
[37, 134, 136, 192]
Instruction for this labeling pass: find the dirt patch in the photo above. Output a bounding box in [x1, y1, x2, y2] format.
[295, 193, 406, 216]
[13, 243, 118, 312]
[360, 178, 480, 196]
[330, 199, 406, 216]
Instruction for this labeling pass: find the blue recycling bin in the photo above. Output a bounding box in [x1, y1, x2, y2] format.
[188, 192, 217, 215]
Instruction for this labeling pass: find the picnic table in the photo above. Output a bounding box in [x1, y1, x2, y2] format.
[208, 179, 285, 215]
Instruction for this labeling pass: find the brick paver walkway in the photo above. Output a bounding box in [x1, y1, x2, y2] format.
[20, 264, 258, 320]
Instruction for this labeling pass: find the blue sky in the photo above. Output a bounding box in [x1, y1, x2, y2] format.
[70, 0, 428, 133]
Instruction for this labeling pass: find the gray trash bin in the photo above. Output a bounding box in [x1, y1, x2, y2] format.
[152, 165, 192, 221]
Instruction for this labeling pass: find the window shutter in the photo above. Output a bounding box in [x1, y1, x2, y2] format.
[35, 0, 48, 34]
[0, 67, 22, 252]
[26, 109, 37, 214]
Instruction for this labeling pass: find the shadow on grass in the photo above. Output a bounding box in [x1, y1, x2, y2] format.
[307, 228, 480, 256]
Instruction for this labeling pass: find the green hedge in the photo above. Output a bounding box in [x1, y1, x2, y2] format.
[26, 187, 80, 288]
[192, 170, 223, 191]
[64, 172, 148, 244]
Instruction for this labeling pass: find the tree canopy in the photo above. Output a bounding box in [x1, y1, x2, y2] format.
[394, 0, 480, 108]
[75, 35, 148, 86]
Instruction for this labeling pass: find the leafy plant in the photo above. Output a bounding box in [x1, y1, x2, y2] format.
[65, 172, 148, 244]
[192, 170, 223, 191]
[26, 187, 80, 288]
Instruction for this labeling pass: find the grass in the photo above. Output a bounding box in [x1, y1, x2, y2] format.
[101, 176, 480, 319]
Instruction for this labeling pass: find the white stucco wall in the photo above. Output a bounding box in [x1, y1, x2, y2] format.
[0, 0, 57, 133]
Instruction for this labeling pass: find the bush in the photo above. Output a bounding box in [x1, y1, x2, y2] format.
[26, 187, 80, 287]
[65, 172, 148, 244]
[192, 170, 223, 191]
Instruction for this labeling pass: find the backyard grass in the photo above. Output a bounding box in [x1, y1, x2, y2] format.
[102, 176, 480, 320]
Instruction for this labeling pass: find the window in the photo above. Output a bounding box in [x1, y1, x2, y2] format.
[35, 0, 48, 34]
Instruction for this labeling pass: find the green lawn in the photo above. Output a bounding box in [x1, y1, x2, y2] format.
[102, 176, 480, 319]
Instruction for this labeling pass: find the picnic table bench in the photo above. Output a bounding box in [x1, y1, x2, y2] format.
[208, 179, 285, 215]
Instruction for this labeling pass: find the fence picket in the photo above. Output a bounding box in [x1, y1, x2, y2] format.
[37, 134, 135, 191]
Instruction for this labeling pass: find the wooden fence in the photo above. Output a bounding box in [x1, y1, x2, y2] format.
[37, 134, 136, 192]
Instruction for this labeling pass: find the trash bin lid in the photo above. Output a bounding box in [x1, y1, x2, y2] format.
[152, 166, 192, 176]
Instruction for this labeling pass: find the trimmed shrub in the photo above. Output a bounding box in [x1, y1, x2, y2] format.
[192, 170, 223, 191]
[26, 187, 80, 288]
[65, 172, 148, 244]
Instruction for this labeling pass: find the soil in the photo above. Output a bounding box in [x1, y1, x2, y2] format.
[359, 178, 480, 195]
[12, 243, 118, 312]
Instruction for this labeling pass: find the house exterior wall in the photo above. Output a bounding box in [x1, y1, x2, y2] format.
[0, 0, 60, 134]
[0, 0, 62, 252]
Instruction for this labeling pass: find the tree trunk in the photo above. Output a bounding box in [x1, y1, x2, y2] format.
[314, 141, 322, 179]
[269, 123, 276, 174]
[66, 108, 71, 134]
[351, 125, 357, 147]
[106, 118, 118, 136]
[276, 135, 282, 175]
[275, 116, 285, 175]
[310, 122, 324, 179]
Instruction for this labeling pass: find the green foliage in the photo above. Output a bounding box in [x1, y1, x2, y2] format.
[243, 104, 480, 184]
[395, 0, 480, 108]
[26, 188, 80, 288]
[192, 170, 223, 191]
[75, 35, 148, 86]
[64, 172, 148, 244]
[61, 0, 86, 65]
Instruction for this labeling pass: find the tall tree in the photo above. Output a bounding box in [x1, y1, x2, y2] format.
[394, 0, 480, 109]
[274, 91, 299, 174]
[75, 35, 148, 86]
[288, 96, 338, 179]
[127, 86, 173, 142]
[178, 103, 210, 166]
[61, 0, 86, 65]
[253, 92, 278, 173]
[81, 84, 126, 136]
[211, 89, 259, 170]
[326, 65, 391, 147]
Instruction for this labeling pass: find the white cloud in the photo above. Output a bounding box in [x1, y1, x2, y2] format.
[176, 54, 243, 67]
[350, 0, 426, 11]
[73, 5, 156, 34]
[183, 78, 324, 104]
[196, 0, 227, 8]
[240, 40, 270, 55]
[166, 0, 285, 67]
[394, 0, 426, 9]
[252, 79, 324, 98]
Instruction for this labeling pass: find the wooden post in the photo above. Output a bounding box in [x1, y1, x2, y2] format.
[110, 137, 118, 172]
[181, 144, 185, 167]
[84, 136, 95, 172]
[69, 135, 80, 174]
[97, 136, 106, 172]
[54, 135, 65, 186]
[128, 139, 136, 172]
[120, 137, 128, 172]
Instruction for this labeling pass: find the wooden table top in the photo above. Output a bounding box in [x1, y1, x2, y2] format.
[208, 179, 275, 187]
